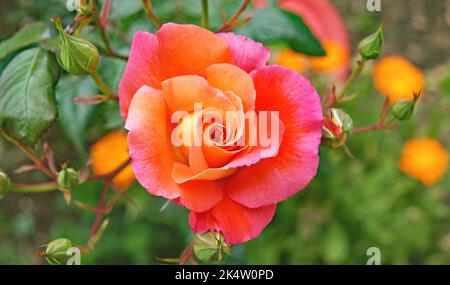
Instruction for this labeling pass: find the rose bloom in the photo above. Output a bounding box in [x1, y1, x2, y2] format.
[399, 138, 449, 186]
[374, 56, 425, 104]
[119, 24, 322, 244]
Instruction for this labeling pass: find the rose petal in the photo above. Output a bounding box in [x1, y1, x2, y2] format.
[218, 33, 270, 73]
[161, 75, 235, 113]
[172, 162, 237, 183]
[157, 23, 234, 79]
[226, 65, 323, 208]
[125, 86, 180, 199]
[119, 32, 161, 119]
[207, 63, 256, 111]
[179, 180, 223, 212]
[190, 195, 276, 244]
[189, 210, 220, 233]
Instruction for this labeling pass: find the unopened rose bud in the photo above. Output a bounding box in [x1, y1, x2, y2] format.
[358, 23, 384, 60]
[390, 92, 420, 121]
[323, 108, 353, 148]
[52, 18, 100, 75]
[0, 169, 11, 199]
[43, 238, 72, 265]
[57, 165, 79, 190]
[193, 232, 231, 264]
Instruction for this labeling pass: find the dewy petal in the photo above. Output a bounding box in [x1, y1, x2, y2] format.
[119, 23, 235, 120]
[226, 65, 323, 208]
[125, 86, 181, 199]
[189, 195, 276, 244]
[206, 63, 256, 111]
[218, 33, 270, 73]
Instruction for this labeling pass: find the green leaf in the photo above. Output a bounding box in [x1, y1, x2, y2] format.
[56, 76, 97, 155]
[0, 22, 51, 61]
[0, 48, 60, 147]
[235, 7, 325, 56]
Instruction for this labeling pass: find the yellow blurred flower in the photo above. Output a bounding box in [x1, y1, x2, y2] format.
[276, 49, 308, 73]
[309, 40, 349, 72]
[91, 131, 135, 190]
[399, 138, 449, 185]
[374, 56, 425, 104]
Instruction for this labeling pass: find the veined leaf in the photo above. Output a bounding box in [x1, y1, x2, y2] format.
[236, 7, 325, 56]
[0, 48, 60, 147]
[0, 22, 51, 61]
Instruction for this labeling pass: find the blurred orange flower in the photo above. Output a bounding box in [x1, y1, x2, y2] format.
[399, 138, 449, 185]
[374, 56, 425, 104]
[91, 131, 135, 190]
[275, 49, 308, 73]
[309, 40, 349, 72]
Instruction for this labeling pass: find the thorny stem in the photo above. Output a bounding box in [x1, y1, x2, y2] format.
[142, 0, 162, 28]
[216, 0, 251, 33]
[336, 58, 367, 102]
[201, 0, 209, 29]
[353, 97, 390, 134]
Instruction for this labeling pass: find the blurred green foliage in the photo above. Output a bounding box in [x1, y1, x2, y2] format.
[0, 0, 449, 265]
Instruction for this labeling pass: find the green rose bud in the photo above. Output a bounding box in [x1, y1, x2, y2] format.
[323, 108, 353, 148]
[389, 92, 420, 121]
[0, 170, 11, 199]
[52, 18, 100, 75]
[193, 232, 231, 264]
[358, 23, 384, 60]
[43, 238, 72, 265]
[57, 165, 79, 190]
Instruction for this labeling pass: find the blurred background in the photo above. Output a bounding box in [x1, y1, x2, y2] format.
[0, 0, 449, 264]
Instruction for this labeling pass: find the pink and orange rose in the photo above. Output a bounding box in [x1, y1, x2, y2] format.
[119, 23, 322, 244]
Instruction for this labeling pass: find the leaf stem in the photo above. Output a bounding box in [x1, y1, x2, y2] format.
[201, 0, 209, 29]
[93, 10, 128, 60]
[88, 158, 131, 181]
[89, 180, 111, 237]
[90, 72, 114, 97]
[353, 97, 390, 135]
[216, 0, 251, 33]
[0, 131, 56, 179]
[12, 182, 58, 193]
[336, 58, 366, 102]
[142, 0, 162, 28]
